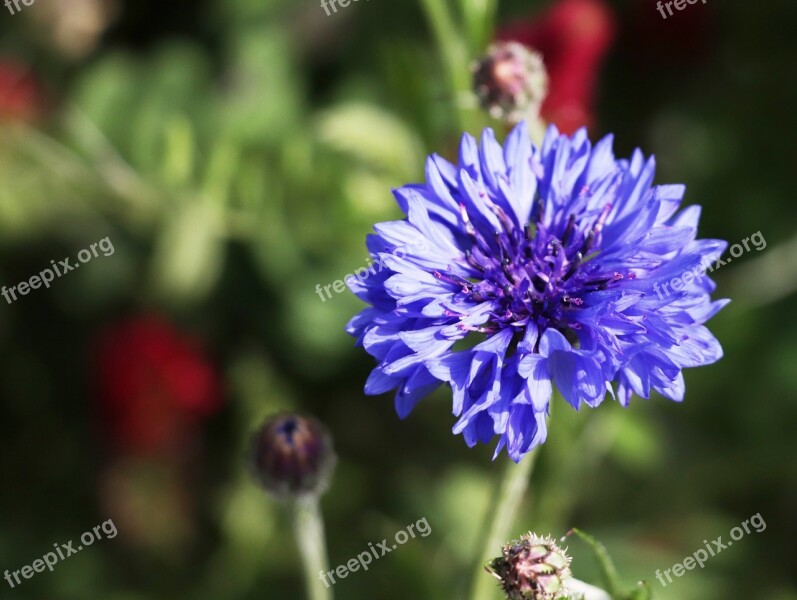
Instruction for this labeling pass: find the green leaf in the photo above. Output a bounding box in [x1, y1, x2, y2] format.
[568, 529, 624, 598]
[162, 116, 196, 189]
[220, 28, 302, 144]
[314, 103, 423, 179]
[148, 199, 225, 306]
[568, 529, 655, 600]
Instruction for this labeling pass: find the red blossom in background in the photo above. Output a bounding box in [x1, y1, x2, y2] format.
[93, 314, 222, 457]
[0, 59, 45, 122]
[497, 0, 616, 134]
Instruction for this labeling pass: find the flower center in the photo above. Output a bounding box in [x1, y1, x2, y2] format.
[436, 199, 630, 336]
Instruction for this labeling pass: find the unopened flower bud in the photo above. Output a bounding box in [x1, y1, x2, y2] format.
[487, 533, 572, 600]
[248, 413, 336, 499]
[473, 41, 549, 124]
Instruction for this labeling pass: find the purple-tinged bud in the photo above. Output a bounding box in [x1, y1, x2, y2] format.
[487, 533, 572, 600]
[473, 41, 549, 124]
[248, 413, 337, 499]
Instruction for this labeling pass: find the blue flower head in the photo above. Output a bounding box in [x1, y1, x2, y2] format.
[347, 123, 728, 462]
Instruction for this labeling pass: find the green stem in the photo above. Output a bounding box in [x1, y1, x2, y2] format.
[467, 449, 539, 600]
[291, 495, 332, 600]
[418, 0, 478, 134]
[458, 0, 499, 55]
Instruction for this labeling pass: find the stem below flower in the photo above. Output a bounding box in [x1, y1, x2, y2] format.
[467, 449, 539, 600]
[291, 495, 332, 600]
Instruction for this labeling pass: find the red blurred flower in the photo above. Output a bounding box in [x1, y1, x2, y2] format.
[0, 59, 45, 121]
[93, 314, 222, 457]
[497, 0, 616, 134]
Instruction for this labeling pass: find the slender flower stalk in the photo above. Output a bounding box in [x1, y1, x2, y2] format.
[248, 413, 337, 600]
[418, 0, 484, 134]
[468, 450, 538, 600]
[291, 495, 333, 600]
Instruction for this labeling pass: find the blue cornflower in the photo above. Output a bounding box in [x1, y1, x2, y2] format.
[346, 123, 728, 462]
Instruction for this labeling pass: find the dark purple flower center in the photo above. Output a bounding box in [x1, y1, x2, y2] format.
[436, 199, 631, 336]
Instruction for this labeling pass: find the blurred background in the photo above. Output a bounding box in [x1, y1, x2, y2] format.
[0, 0, 795, 598]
